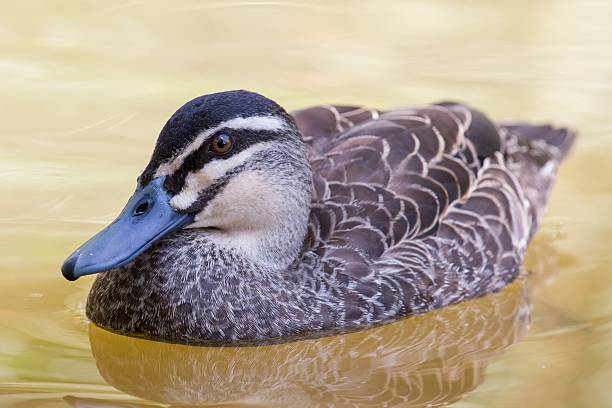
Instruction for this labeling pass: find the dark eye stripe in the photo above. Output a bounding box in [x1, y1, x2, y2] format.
[163, 129, 283, 195]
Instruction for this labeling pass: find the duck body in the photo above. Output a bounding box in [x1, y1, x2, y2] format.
[64, 90, 575, 345]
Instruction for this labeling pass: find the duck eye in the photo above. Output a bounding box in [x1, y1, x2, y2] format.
[210, 134, 234, 155]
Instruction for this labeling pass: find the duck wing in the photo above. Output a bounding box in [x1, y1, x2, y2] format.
[294, 104, 483, 239]
[291, 103, 574, 326]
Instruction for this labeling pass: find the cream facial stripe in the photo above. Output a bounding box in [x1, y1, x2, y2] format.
[154, 115, 288, 179]
[169, 141, 276, 210]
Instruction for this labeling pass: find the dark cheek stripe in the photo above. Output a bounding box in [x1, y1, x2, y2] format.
[179, 163, 247, 214]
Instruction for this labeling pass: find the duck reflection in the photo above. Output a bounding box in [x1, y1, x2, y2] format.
[78, 279, 530, 408]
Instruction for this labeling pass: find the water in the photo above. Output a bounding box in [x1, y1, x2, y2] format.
[1, 1, 611, 407]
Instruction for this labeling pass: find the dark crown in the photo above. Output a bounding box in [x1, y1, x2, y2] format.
[140, 90, 293, 186]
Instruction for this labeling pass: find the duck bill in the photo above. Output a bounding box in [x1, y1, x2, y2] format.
[61, 177, 194, 281]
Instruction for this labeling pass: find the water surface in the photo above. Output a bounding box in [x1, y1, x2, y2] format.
[1, 1, 612, 407]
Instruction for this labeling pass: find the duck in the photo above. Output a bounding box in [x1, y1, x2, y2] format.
[61, 90, 575, 345]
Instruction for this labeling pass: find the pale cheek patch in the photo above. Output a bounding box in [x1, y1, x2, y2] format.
[186, 171, 293, 265]
[186, 170, 310, 268]
[189, 170, 282, 231]
[169, 141, 275, 210]
[169, 190, 199, 210]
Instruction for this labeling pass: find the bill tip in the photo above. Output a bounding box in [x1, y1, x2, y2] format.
[61, 256, 80, 281]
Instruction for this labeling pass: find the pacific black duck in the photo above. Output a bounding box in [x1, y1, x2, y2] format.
[61, 90, 575, 344]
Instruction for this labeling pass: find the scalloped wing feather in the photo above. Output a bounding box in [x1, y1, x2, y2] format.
[291, 103, 574, 327]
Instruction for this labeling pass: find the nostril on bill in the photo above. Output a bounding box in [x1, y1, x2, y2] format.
[134, 201, 150, 216]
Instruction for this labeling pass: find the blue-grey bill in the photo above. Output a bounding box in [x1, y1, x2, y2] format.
[61, 177, 193, 281]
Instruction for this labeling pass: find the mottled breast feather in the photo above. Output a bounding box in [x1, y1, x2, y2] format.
[292, 103, 574, 330]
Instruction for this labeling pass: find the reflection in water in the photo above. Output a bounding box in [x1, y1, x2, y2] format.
[81, 280, 529, 408]
[63, 396, 157, 408]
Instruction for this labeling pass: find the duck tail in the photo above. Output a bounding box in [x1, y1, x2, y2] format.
[498, 122, 577, 238]
[500, 122, 576, 164]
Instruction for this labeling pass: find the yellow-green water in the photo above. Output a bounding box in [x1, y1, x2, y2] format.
[1, 1, 612, 407]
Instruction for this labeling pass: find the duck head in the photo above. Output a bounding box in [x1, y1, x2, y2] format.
[62, 90, 312, 281]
